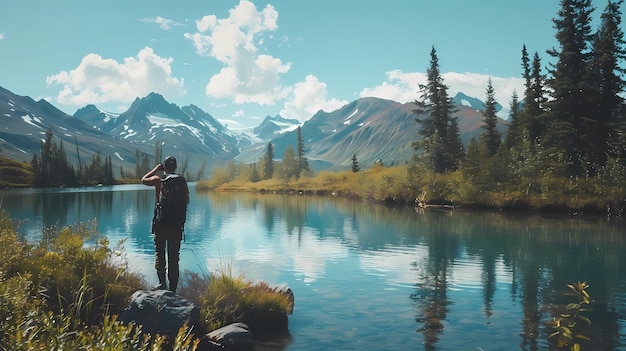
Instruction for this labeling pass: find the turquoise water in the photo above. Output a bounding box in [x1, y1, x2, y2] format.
[2, 184, 626, 350]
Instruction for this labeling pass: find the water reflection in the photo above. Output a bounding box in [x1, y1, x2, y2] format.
[1, 188, 626, 350]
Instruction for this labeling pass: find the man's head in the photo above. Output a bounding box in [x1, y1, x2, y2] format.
[163, 156, 177, 172]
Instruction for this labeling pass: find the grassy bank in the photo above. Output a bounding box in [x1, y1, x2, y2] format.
[197, 163, 626, 215]
[0, 210, 293, 350]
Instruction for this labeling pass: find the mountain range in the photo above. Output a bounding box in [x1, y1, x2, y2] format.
[0, 85, 507, 179]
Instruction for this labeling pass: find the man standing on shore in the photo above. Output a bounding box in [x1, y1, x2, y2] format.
[142, 156, 189, 292]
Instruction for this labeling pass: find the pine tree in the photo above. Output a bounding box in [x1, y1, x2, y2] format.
[262, 142, 274, 180]
[591, 0, 626, 165]
[282, 145, 298, 179]
[445, 116, 464, 170]
[155, 140, 163, 165]
[523, 52, 548, 144]
[481, 78, 501, 157]
[249, 162, 260, 182]
[32, 130, 78, 187]
[351, 154, 360, 173]
[293, 126, 311, 177]
[413, 46, 461, 173]
[31, 153, 42, 187]
[504, 90, 521, 148]
[546, 0, 596, 176]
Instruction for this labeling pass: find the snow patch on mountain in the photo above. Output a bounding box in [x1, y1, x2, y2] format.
[147, 113, 181, 126]
[21, 115, 43, 128]
[346, 108, 359, 120]
[120, 125, 137, 139]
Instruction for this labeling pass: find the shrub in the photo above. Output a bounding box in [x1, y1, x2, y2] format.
[0, 210, 199, 350]
[188, 266, 293, 333]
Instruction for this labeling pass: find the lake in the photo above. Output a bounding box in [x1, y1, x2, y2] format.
[1, 184, 626, 350]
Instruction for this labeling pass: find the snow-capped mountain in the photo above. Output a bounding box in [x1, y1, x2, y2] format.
[253, 115, 301, 140]
[452, 92, 503, 113]
[73, 104, 120, 132]
[0, 85, 145, 174]
[74, 93, 243, 170]
[2, 87, 244, 179]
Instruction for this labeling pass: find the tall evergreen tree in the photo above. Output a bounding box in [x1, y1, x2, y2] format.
[521, 45, 532, 95]
[296, 126, 310, 176]
[546, 0, 596, 175]
[262, 142, 274, 180]
[446, 116, 465, 170]
[249, 162, 260, 182]
[154, 140, 163, 165]
[524, 52, 548, 144]
[296, 126, 305, 169]
[591, 0, 626, 164]
[31, 153, 42, 187]
[504, 90, 521, 148]
[481, 78, 501, 157]
[413, 46, 461, 173]
[282, 145, 299, 180]
[351, 154, 360, 173]
[32, 130, 78, 187]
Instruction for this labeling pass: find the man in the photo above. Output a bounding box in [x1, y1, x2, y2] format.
[142, 156, 189, 292]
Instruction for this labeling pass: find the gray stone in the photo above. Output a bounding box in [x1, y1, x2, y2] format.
[203, 322, 253, 351]
[119, 289, 200, 339]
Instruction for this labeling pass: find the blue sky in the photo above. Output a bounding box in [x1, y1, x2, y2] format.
[1, 0, 623, 129]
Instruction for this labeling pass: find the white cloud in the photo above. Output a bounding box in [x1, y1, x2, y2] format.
[359, 70, 424, 103]
[184, 0, 290, 105]
[141, 16, 184, 30]
[280, 75, 348, 122]
[0, 33, 4, 40]
[46, 47, 186, 107]
[360, 70, 525, 118]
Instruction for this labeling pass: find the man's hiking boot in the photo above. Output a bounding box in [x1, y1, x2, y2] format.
[153, 271, 167, 290]
[152, 283, 167, 290]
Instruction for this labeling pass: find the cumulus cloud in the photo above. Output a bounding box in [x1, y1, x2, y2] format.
[46, 47, 186, 107]
[0, 33, 4, 40]
[280, 75, 348, 122]
[184, 0, 289, 105]
[141, 16, 184, 30]
[360, 70, 525, 118]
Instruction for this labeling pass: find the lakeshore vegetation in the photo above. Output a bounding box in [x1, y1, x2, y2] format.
[0, 210, 293, 349]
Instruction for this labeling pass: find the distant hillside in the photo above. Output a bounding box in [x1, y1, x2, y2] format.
[238, 95, 508, 171]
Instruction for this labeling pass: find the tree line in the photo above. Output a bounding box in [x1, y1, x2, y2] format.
[410, 0, 626, 201]
[207, 126, 313, 185]
[30, 130, 115, 187]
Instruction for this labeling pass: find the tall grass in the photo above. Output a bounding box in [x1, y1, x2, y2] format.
[198, 162, 626, 213]
[179, 264, 293, 333]
[0, 209, 199, 350]
[0, 209, 293, 349]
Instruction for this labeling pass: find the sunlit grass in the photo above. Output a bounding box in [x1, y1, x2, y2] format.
[180, 265, 293, 333]
[198, 162, 626, 213]
[0, 209, 292, 349]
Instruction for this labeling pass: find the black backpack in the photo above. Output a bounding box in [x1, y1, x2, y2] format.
[155, 174, 187, 228]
